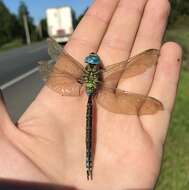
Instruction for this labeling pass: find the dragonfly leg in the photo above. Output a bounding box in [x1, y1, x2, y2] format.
[87, 169, 93, 180]
[77, 78, 84, 84]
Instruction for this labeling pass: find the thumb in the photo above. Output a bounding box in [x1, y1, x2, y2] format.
[0, 90, 16, 134]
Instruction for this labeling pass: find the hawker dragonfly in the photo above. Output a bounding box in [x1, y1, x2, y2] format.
[38, 38, 163, 180]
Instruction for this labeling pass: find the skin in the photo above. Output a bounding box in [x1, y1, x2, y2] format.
[0, 0, 182, 189]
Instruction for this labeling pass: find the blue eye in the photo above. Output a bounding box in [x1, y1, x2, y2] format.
[85, 54, 100, 65]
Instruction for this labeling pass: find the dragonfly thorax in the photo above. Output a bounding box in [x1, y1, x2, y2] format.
[83, 64, 101, 96]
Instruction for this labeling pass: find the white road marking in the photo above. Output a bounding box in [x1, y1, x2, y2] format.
[0, 67, 39, 90]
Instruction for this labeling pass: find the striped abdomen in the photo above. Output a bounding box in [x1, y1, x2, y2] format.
[86, 95, 93, 180]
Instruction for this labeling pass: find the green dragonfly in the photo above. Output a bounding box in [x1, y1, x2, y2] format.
[39, 38, 164, 180]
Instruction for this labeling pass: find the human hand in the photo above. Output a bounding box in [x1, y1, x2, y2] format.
[0, 0, 182, 189]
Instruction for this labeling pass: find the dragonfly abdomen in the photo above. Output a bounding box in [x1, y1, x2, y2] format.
[86, 95, 93, 180]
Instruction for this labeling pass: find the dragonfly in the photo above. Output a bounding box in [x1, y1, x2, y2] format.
[39, 38, 164, 180]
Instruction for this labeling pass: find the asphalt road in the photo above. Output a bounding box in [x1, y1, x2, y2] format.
[0, 41, 50, 121]
[2, 70, 44, 122]
[0, 41, 49, 86]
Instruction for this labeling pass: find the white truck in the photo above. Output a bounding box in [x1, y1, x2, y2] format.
[46, 6, 74, 43]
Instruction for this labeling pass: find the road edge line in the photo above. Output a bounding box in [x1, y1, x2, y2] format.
[0, 67, 39, 90]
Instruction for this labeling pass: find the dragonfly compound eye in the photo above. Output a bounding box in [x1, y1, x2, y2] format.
[85, 53, 101, 65]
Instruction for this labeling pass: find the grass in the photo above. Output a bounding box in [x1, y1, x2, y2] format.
[0, 39, 23, 52]
[156, 70, 189, 189]
[156, 27, 189, 189]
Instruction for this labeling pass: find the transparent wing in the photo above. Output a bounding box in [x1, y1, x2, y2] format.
[38, 59, 84, 96]
[47, 37, 84, 77]
[121, 49, 159, 79]
[37, 37, 60, 81]
[47, 37, 63, 61]
[44, 51, 85, 96]
[46, 69, 84, 96]
[102, 49, 159, 89]
[101, 60, 128, 89]
[38, 60, 55, 81]
[96, 87, 163, 115]
[37, 38, 86, 96]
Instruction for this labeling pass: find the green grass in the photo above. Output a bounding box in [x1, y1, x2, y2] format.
[0, 39, 23, 52]
[156, 70, 189, 189]
[156, 26, 189, 189]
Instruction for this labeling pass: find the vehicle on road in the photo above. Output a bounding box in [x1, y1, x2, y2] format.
[46, 6, 75, 43]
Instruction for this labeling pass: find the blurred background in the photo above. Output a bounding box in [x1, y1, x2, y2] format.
[0, 0, 188, 189]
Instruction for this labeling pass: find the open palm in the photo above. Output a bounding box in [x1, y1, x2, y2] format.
[0, 0, 182, 190]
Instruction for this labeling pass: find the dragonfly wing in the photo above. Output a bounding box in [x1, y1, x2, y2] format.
[121, 49, 159, 79]
[47, 37, 63, 61]
[102, 61, 127, 89]
[46, 70, 83, 96]
[45, 53, 85, 96]
[101, 49, 159, 89]
[96, 87, 163, 115]
[52, 51, 84, 79]
[47, 37, 84, 77]
[38, 60, 54, 81]
[40, 38, 86, 96]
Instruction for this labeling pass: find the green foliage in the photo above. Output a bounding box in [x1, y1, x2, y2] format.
[0, 0, 21, 45]
[0, 39, 23, 52]
[157, 23, 189, 190]
[177, 0, 189, 15]
[0, 0, 39, 46]
[71, 9, 77, 29]
[18, 1, 29, 18]
[40, 18, 48, 38]
[18, 1, 38, 43]
[169, 0, 189, 27]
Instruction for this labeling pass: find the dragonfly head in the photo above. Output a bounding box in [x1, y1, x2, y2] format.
[85, 53, 100, 65]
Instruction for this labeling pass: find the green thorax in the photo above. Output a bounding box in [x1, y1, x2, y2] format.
[83, 64, 101, 96]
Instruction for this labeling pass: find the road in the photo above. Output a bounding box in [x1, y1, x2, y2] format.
[0, 41, 49, 86]
[2, 71, 44, 122]
[0, 41, 49, 121]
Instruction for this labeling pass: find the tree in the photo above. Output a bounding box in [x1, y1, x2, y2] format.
[178, 0, 189, 15]
[168, 0, 189, 27]
[11, 14, 22, 38]
[71, 9, 77, 29]
[0, 0, 17, 45]
[40, 18, 48, 38]
[18, 1, 37, 43]
[77, 8, 88, 26]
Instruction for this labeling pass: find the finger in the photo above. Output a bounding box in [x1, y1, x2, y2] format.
[64, 0, 119, 63]
[131, 0, 170, 56]
[118, 0, 170, 94]
[98, 0, 148, 66]
[148, 42, 182, 112]
[141, 42, 182, 144]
